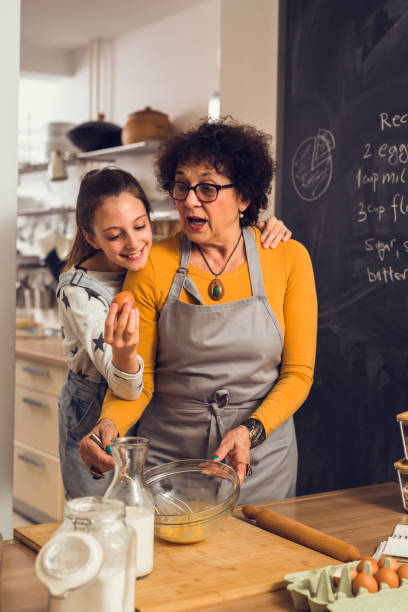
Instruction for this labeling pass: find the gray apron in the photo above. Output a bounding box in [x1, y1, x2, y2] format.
[138, 228, 297, 504]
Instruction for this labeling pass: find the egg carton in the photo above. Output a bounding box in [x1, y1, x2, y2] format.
[285, 559, 408, 612]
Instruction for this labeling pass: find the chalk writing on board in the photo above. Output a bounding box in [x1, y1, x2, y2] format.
[355, 113, 408, 284]
[291, 129, 335, 202]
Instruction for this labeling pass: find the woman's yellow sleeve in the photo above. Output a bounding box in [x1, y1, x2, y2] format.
[99, 258, 159, 436]
[251, 240, 318, 435]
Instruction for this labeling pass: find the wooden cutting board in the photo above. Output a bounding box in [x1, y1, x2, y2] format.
[15, 516, 339, 611]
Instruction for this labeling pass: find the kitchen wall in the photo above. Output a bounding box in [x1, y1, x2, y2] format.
[111, 0, 220, 128]
[43, 0, 280, 210]
[219, 0, 280, 212]
[1, 0, 19, 540]
[19, 0, 281, 146]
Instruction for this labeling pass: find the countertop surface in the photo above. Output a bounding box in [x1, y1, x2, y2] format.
[15, 335, 65, 367]
[2, 482, 406, 611]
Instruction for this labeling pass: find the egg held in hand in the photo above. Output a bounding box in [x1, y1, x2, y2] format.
[112, 290, 136, 314]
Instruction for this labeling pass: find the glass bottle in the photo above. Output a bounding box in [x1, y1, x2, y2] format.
[396, 411, 408, 460]
[394, 458, 408, 512]
[36, 497, 136, 612]
[104, 436, 155, 578]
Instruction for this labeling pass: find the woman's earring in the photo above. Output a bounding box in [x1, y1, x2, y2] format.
[239, 211, 244, 219]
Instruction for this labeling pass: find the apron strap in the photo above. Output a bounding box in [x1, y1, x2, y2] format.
[182, 277, 205, 305]
[166, 233, 191, 304]
[166, 229, 267, 305]
[243, 228, 283, 343]
[208, 389, 230, 455]
[242, 227, 268, 298]
[166, 233, 205, 305]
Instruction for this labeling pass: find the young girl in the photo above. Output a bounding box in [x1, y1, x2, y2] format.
[57, 166, 291, 499]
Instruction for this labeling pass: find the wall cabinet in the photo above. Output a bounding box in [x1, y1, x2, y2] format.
[13, 352, 67, 522]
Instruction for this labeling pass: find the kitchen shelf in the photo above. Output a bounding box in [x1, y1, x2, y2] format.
[17, 206, 75, 217]
[76, 140, 160, 161]
[18, 162, 48, 175]
[18, 141, 160, 175]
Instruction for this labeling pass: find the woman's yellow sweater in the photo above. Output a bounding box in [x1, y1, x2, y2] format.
[100, 229, 318, 437]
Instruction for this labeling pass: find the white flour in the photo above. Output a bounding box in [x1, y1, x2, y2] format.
[49, 566, 133, 612]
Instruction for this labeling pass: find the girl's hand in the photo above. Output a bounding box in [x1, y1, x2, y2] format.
[79, 418, 117, 474]
[104, 301, 140, 373]
[257, 216, 292, 248]
[211, 425, 251, 485]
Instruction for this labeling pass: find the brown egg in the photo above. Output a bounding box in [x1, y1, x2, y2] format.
[352, 572, 378, 595]
[356, 557, 379, 574]
[375, 567, 399, 589]
[397, 564, 408, 582]
[378, 557, 400, 571]
[112, 291, 136, 314]
[333, 567, 357, 587]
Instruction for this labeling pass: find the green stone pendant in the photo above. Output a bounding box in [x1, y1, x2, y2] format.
[209, 278, 224, 300]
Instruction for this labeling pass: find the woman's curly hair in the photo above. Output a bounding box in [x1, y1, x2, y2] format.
[155, 116, 277, 226]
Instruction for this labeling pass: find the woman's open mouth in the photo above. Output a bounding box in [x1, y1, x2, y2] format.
[186, 216, 207, 231]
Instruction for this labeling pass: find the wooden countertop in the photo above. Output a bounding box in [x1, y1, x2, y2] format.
[15, 335, 65, 367]
[2, 482, 406, 611]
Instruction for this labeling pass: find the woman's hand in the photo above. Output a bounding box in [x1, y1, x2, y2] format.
[211, 425, 251, 485]
[104, 301, 140, 373]
[257, 216, 292, 248]
[79, 418, 117, 474]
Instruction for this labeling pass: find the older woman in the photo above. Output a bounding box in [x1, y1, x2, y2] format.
[80, 118, 317, 504]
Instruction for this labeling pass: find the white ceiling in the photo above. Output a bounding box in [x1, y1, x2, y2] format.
[21, 0, 206, 49]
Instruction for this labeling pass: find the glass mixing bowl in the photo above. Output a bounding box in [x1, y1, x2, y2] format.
[145, 459, 240, 544]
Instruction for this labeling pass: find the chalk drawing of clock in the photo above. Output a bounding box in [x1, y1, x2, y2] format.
[291, 128, 335, 201]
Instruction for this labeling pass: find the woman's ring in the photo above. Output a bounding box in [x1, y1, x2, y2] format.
[238, 462, 252, 476]
[89, 464, 104, 480]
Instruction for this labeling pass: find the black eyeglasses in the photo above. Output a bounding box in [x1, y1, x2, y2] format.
[168, 181, 235, 203]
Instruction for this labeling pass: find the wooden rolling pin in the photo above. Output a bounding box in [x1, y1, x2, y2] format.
[242, 505, 361, 562]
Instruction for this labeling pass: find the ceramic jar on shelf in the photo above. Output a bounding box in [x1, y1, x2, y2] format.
[121, 106, 173, 145]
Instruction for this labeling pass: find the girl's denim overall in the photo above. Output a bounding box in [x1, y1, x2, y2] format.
[57, 269, 115, 499]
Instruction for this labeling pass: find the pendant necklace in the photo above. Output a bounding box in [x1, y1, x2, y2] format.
[195, 229, 243, 300]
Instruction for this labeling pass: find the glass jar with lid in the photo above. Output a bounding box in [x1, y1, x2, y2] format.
[35, 497, 136, 612]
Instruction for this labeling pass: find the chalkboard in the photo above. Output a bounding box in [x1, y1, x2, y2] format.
[280, 0, 408, 495]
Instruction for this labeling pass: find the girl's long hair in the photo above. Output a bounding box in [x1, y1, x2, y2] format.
[64, 166, 151, 271]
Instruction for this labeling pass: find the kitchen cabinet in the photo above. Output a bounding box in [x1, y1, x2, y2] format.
[13, 338, 67, 523]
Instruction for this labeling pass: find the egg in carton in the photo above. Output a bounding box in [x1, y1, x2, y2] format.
[285, 558, 408, 612]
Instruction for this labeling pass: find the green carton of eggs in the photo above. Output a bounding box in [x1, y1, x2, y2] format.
[285, 558, 408, 612]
